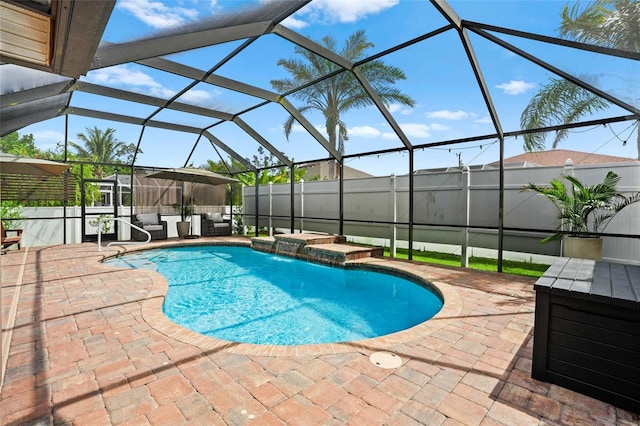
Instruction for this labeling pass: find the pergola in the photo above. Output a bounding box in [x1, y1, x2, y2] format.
[1, 0, 638, 266]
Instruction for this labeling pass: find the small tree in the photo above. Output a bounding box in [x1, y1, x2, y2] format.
[205, 147, 308, 196]
[88, 215, 113, 234]
[0, 132, 39, 156]
[1, 202, 24, 230]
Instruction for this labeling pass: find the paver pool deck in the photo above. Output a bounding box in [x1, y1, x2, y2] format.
[1, 237, 637, 425]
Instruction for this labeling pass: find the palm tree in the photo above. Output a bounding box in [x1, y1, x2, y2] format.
[522, 171, 640, 242]
[69, 127, 139, 175]
[521, 0, 639, 158]
[271, 30, 414, 178]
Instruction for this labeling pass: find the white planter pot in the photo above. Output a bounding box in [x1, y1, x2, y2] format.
[563, 237, 603, 260]
[177, 221, 191, 238]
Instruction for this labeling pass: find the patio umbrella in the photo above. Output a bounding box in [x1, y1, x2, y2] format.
[0, 152, 70, 176]
[145, 167, 238, 187]
[145, 167, 238, 237]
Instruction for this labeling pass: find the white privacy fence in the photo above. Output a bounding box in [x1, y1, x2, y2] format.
[13, 206, 137, 248]
[243, 161, 640, 265]
[7, 162, 638, 265]
[9, 205, 231, 248]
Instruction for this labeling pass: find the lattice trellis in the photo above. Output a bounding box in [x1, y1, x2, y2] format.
[0, 173, 76, 203]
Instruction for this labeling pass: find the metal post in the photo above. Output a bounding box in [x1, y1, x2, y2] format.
[63, 115, 68, 244]
[461, 166, 470, 267]
[290, 166, 295, 233]
[229, 182, 234, 235]
[497, 136, 505, 272]
[254, 175, 259, 237]
[390, 174, 397, 257]
[339, 162, 344, 236]
[269, 182, 273, 236]
[408, 149, 414, 261]
[242, 184, 247, 236]
[114, 172, 119, 239]
[561, 159, 575, 256]
[299, 179, 305, 233]
[130, 167, 135, 235]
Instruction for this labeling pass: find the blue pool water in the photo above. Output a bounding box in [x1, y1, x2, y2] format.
[105, 246, 443, 345]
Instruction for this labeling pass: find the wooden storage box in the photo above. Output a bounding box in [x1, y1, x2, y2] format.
[532, 258, 639, 413]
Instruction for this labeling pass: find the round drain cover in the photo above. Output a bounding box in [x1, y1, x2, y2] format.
[370, 351, 402, 369]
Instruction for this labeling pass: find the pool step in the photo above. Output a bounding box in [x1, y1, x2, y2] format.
[251, 233, 382, 265]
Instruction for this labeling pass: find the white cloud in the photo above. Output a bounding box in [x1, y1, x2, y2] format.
[293, 0, 398, 24]
[282, 16, 308, 30]
[291, 123, 327, 137]
[388, 103, 413, 116]
[85, 65, 179, 99]
[147, 86, 178, 99]
[382, 131, 398, 140]
[388, 104, 402, 113]
[496, 80, 535, 95]
[294, 122, 433, 141]
[399, 123, 430, 138]
[291, 123, 305, 133]
[426, 110, 470, 120]
[349, 126, 381, 138]
[474, 116, 493, 124]
[87, 65, 159, 88]
[179, 89, 213, 105]
[118, 0, 199, 29]
[429, 123, 450, 131]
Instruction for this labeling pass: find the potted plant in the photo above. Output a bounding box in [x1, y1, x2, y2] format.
[522, 171, 640, 260]
[172, 198, 194, 238]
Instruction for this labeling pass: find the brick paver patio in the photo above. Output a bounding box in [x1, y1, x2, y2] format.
[1, 238, 637, 425]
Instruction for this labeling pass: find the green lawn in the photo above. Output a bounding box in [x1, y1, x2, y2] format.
[259, 234, 551, 278]
[382, 247, 550, 278]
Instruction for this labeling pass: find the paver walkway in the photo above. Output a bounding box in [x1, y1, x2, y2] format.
[1, 239, 637, 425]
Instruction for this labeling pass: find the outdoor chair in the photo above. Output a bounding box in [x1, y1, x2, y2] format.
[1, 222, 23, 252]
[201, 213, 231, 236]
[132, 213, 168, 241]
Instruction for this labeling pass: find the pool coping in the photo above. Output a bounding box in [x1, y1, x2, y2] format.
[100, 239, 462, 357]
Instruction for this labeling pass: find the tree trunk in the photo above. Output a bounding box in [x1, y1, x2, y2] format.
[328, 160, 337, 180]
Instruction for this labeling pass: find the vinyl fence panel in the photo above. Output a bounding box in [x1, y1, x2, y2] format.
[243, 162, 639, 264]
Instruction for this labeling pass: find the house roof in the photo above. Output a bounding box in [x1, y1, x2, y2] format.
[299, 160, 373, 180]
[491, 149, 636, 167]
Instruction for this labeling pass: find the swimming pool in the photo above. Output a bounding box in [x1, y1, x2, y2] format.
[105, 245, 443, 345]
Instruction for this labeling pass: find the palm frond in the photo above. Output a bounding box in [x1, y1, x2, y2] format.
[560, 0, 639, 51]
[521, 77, 609, 151]
[526, 0, 640, 158]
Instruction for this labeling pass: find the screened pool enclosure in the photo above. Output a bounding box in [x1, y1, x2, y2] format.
[1, 0, 638, 267]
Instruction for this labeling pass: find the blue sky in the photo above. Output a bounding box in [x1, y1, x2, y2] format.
[20, 0, 639, 176]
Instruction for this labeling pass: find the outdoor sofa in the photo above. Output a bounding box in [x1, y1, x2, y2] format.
[201, 213, 231, 236]
[132, 213, 168, 241]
